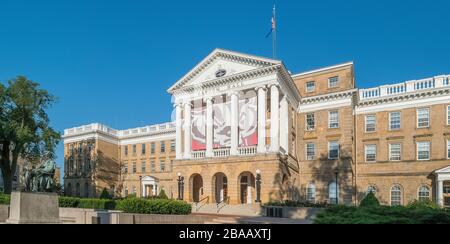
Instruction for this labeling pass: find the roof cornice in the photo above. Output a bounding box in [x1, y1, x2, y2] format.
[301, 89, 357, 105]
[357, 87, 450, 107]
[292, 62, 354, 78]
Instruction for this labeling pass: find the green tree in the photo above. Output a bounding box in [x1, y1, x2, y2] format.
[0, 76, 60, 194]
[100, 188, 112, 199]
[158, 189, 168, 199]
[360, 192, 380, 208]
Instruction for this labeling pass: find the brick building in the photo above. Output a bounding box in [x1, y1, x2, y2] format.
[63, 49, 450, 207]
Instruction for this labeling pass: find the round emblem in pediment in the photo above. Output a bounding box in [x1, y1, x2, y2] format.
[215, 69, 227, 78]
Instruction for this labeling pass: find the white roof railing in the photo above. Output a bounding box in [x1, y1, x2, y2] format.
[64, 122, 176, 138]
[359, 75, 449, 101]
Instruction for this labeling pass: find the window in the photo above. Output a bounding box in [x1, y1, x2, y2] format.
[171, 140, 176, 152]
[418, 186, 431, 201]
[447, 140, 450, 159]
[151, 143, 155, 154]
[123, 163, 128, 174]
[141, 144, 146, 155]
[390, 185, 402, 206]
[160, 161, 165, 172]
[141, 162, 146, 173]
[306, 113, 315, 131]
[329, 182, 339, 204]
[328, 76, 339, 88]
[447, 106, 450, 125]
[306, 143, 316, 160]
[132, 186, 136, 195]
[390, 112, 401, 130]
[329, 111, 339, 129]
[150, 161, 155, 173]
[328, 141, 340, 160]
[417, 108, 430, 128]
[132, 145, 137, 155]
[124, 146, 128, 156]
[365, 145, 377, 162]
[306, 81, 316, 93]
[306, 183, 316, 203]
[124, 186, 128, 197]
[417, 141, 431, 160]
[69, 144, 74, 156]
[132, 162, 137, 173]
[161, 142, 166, 153]
[365, 115, 376, 132]
[389, 143, 402, 161]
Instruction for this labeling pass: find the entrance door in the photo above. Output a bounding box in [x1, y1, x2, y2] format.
[192, 175, 203, 203]
[148, 185, 154, 197]
[240, 176, 248, 204]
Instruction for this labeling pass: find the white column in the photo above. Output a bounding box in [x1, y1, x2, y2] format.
[270, 85, 280, 152]
[175, 103, 183, 159]
[230, 91, 239, 156]
[279, 95, 289, 154]
[183, 102, 192, 159]
[205, 97, 214, 157]
[257, 87, 267, 153]
[437, 180, 444, 207]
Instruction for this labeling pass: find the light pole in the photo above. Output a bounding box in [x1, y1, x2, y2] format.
[334, 169, 339, 205]
[139, 176, 142, 198]
[255, 169, 262, 203]
[177, 173, 184, 200]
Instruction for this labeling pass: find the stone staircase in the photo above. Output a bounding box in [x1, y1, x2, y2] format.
[192, 203, 262, 217]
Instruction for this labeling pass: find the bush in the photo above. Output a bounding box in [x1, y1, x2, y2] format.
[59, 197, 80, 208]
[408, 199, 439, 209]
[360, 192, 380, 208]
[158, 189, 168, 200]
[264, 200, 330, 209]
[78, 199, 116, 210]
[59, 197, 115, 210]
[314, 204, 450, 224]
[0, 193, 10, 205]
[116, 198, 191, 215]
[99, 188, 112, 199]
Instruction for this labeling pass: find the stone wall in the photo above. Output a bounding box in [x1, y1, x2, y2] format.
[0, 205, 9, 222]
[110, 213, 215, 225]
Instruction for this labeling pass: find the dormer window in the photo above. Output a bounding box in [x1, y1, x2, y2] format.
[306, 81, 316, 93]
[328, 76, 339, 88]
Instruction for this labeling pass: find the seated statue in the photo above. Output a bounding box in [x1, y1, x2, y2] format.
[23, 160, 56, 193]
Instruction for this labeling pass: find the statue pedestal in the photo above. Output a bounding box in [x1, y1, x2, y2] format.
[6, 192, 61, 224]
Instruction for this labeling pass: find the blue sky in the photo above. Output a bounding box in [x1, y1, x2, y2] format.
[0, 0, 449, 176]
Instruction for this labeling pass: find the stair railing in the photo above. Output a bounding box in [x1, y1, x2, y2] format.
[195, 196, 210, 211]
[216, 196, 230, 213]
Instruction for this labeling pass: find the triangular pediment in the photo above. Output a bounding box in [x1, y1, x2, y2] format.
[168, 49, 281, 93]
[436, 166, 450, 174]
[141, 176, 159, 183]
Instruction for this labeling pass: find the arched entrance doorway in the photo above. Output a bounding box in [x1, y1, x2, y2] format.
[190, 174, 203, 203]
[238, 172, 255, 204]
[212, 173, 228, 203]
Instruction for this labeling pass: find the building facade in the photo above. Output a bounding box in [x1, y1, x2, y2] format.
[63, 49, 450, 207]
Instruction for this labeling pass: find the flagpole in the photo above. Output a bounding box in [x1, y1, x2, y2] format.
[273, 5, 276, 59]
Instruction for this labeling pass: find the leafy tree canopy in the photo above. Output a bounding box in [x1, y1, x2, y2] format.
[0, 76, 60, 194]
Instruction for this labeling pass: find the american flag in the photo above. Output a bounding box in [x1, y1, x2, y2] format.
[265, 6, 276, 38]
